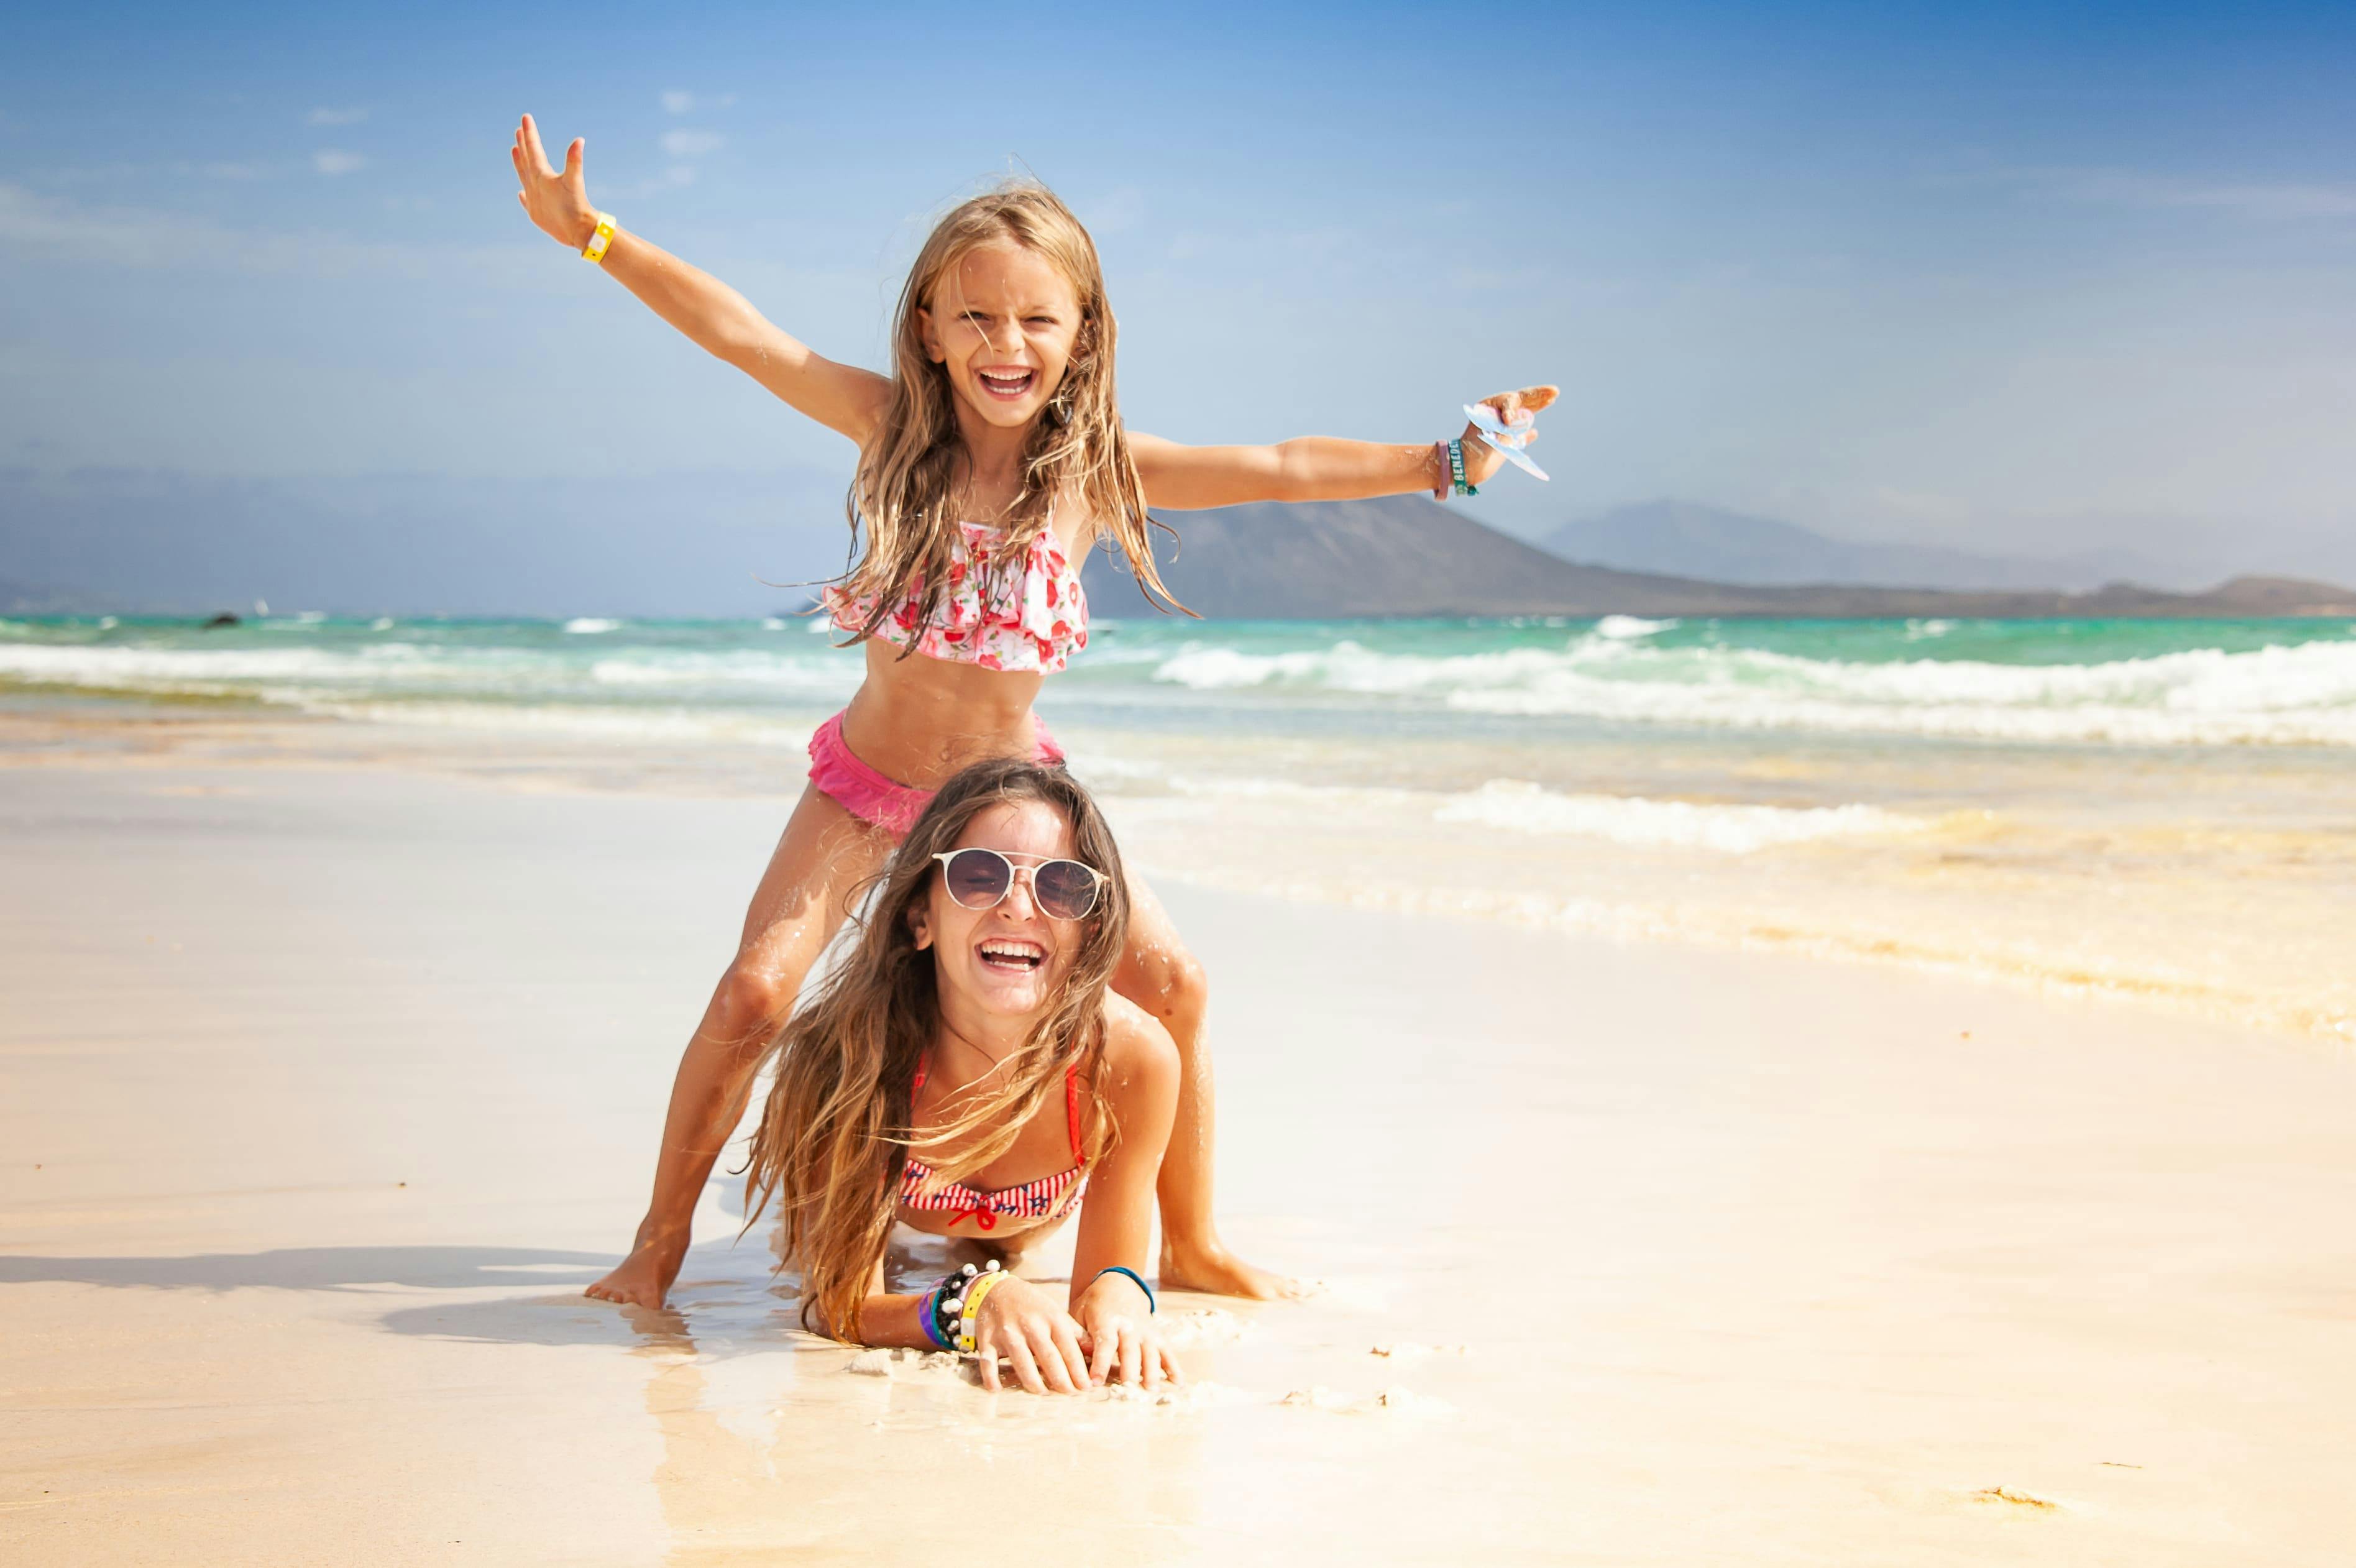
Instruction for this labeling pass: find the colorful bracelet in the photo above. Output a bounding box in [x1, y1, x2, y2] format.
[917, 1281, 953, 1350]
[956, 1268, 1010, 1354]
[582, 211, 617, 264]
[1447, 438, 1477, 498]
[927, 1260, 997, 1350]
[1089, 1265, 1156, 1314]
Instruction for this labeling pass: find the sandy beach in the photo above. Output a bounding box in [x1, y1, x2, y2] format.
[2, 701, 2352, 1564]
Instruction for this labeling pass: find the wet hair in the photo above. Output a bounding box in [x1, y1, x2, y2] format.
[741, 756, 1132, 1340]
[833, 180, 1185, 640]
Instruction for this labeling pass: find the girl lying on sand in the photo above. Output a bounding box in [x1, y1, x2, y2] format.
[746, 756, 1178, 1393]
[508, 114, 1552, 1309]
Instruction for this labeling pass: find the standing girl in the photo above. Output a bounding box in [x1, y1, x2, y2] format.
[508, 114, 1553, 1309]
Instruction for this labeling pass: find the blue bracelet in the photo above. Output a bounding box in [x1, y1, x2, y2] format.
[1090, 1265, 1156, 1314]
[917, 1283, 952, 1349]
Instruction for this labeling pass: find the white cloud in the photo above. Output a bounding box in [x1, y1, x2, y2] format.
[658, 129, 724, 158]
[312, 150, 366, 176]
[307, 106, 367, 127]
[0, 183, 537, 281]
[661, 91, 695, 114]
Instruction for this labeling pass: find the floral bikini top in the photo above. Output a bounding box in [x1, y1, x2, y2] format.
[819, 520, 1089, 675]
[898, 1061, 1088, 1231]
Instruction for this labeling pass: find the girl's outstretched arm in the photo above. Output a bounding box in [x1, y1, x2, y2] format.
[1130, 385, 1559, 510]
[510, 114, 890, 444]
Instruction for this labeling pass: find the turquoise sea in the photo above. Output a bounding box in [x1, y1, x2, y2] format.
[8, 611, 2354, 1040]
[5, 612, 2354, 750]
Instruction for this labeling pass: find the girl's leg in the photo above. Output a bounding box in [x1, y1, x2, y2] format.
[588, 783, 895, 1309]
[1111, 872, 1298, 1300]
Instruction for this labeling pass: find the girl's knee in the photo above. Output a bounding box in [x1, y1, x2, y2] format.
[713, 960, 797, 1044]
[1132, 945, 1208, 1025]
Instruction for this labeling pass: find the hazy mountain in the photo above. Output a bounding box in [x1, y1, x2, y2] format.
[0, 466, 854, 618]
[1082, 497, 1777, 618]
[1089, 496, 2356, 618]
[1541, 500, 2183, 592]
[7, 471, 2349, 621]
[1, 576, 88, 614]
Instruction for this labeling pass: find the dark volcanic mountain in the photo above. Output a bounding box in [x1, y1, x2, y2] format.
[1081, 496, 2356, 620]
[1541, 499, 2168, 592]
[1081, 497, 1770, 618]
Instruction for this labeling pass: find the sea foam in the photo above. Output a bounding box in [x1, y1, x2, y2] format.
[1151, 633, 2356, 746]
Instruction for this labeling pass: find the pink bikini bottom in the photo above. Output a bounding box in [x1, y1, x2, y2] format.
[806, 710, 1066, 840]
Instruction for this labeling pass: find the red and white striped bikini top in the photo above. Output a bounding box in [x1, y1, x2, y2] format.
[898, 1060, 1088, 1231]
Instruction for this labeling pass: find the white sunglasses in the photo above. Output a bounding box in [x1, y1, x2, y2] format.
[929, 847, 1106, 920]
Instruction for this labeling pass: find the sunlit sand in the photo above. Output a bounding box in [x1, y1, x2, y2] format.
[5, 707, 2353, 1563]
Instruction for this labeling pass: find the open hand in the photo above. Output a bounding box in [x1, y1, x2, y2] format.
[510, 113, 597, 250]
[1460, 383, 1559, 487]
[972, 1275, 1093, 1394]
[1077, 1277, 1181, 1390]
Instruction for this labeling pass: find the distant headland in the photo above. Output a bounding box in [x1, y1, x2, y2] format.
[1081, 497, 2356, 620]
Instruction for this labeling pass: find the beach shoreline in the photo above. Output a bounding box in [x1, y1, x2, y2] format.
[4, 716, 2355, 1562]
[6, 689, 2351, 1047]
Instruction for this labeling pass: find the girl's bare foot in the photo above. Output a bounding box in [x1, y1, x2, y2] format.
[1159, 1240, 1308, 1301]
[586, 1231, 687, 1310]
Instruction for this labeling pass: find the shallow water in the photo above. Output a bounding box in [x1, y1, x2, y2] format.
[7, 612, 2353, 1040]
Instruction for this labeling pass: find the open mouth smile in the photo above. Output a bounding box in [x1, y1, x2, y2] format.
[977, 938, 1045, 973]
[975, 366, 1037, 401]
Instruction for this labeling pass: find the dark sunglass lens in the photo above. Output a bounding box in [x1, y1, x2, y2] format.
[943, 849, 1012, 908]
[1032, 860, 1101, 920]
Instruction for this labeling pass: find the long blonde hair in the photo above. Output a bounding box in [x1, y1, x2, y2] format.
[836, 181, 1185, 636]
[742, 757, 1133, 1341]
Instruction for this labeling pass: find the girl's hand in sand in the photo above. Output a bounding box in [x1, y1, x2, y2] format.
[1077, 1275, 1181, 1390]
[1460, 384, 1560, 487]
[972, 1276, 1092, 1395]
[509, 113, 598, 250]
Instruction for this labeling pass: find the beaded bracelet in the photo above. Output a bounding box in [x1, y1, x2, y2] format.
[955, 1270, 1011, 1353]
[1089, 1264, 1156, 1314]
[928, 1259, 1002, 1351]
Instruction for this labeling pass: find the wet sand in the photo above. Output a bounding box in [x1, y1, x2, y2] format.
[4, 740, 2354, 1564]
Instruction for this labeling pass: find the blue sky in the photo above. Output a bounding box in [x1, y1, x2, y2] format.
[6, 0, 2354, 585]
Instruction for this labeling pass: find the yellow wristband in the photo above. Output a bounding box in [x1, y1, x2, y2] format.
[582, 212, 617, 264]
[954, 1269, 1009, 1354]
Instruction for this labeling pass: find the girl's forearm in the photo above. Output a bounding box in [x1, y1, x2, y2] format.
[1270, 438, 1447, 503]
[591, 226, 813, 374]
[855, 1291, 937, 1350]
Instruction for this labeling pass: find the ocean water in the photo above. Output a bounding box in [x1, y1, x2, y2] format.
[6, 612, 2355, 747]
[6, 612, 2354, 1039]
